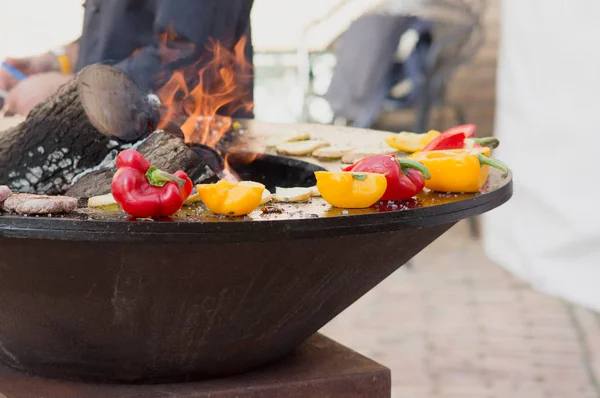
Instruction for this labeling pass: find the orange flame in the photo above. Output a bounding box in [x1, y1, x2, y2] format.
[156, 35, 253, 148]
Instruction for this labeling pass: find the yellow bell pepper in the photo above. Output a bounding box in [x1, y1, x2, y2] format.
[315, 171, 387, 209]
[385, 130, 440, 153]
[196, 180, 265, 216]
[410, 148, 509, 193]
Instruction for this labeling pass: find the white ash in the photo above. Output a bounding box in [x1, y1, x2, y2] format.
[48, 150, 65, 162]
[57, 158, 73, 169]
[25, 167, 43, 185]
[43, 163, 58, 173]
[70, 132, 152, 185]
[0, 341, 21, 368]
[37, 146, 44, 154]
[146, 93, 161, 109]
[127, 132, 152, 151]
[28, 151, 34, 157]
[40, 149, 71, 176]
[10, 179, 32, 191]
[107, 140, 119, 149]
[195, 166, 216, 184]
[70, 149, 119, 184]
[36, 181, 57, 193]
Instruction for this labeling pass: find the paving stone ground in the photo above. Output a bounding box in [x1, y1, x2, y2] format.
[320, 221, 600, 398]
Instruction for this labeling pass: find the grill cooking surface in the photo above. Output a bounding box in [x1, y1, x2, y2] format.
[0, 171, 506, 224]
[0, 120, 512, 241]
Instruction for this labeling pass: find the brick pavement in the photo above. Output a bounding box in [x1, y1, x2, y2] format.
[320, 221, 600, 398]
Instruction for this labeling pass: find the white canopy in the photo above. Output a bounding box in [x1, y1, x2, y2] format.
[483, 0, 600, 311]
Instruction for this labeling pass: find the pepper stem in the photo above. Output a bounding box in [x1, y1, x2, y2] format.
[477, 153, 509, 177]
[471, 137, 500, 149]
[146, 166, 186, 188]
[397, 158, 431, 180]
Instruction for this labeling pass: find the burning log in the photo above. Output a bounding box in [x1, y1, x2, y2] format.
[66, 130, 223, 198]
[0, 65, 156, 195]
[1, 35, 254, 198]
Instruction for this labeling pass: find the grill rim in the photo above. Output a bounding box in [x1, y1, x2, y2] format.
[0, 173, 512, 243]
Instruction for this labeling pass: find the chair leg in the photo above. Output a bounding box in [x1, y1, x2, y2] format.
[453, 103, 467, 125]
[468, 216, 480, 238]
[415, 90, 433, 132]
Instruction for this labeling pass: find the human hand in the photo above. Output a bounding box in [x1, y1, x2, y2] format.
[6, 72, 72, 116]
[0, 53, 59, 92]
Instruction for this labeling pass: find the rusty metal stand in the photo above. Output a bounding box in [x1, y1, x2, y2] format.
[0, 334, 391, 398]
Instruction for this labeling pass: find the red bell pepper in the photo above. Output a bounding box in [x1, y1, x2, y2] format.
[343, 154, 431, 201]
[111, 150, 193, 218]
[420, 124, 499, 151]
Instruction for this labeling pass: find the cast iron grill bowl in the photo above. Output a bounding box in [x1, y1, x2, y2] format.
[0, 136, 512, 383]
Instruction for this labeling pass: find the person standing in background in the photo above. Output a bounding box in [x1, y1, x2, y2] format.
[0, 0, 254, 117]
[483, 1, 600, 311]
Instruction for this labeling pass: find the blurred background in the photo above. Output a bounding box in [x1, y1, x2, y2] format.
[0, 0, 497, 135]
[1, 1, 599, 398]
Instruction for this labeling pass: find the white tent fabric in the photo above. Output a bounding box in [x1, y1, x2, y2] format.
[483, 1, 600, 311]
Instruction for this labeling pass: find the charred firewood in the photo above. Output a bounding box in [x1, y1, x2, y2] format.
[0, 64, 155, 195]
[0, 64, 229, 198]
[65, 130, 224, 198]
